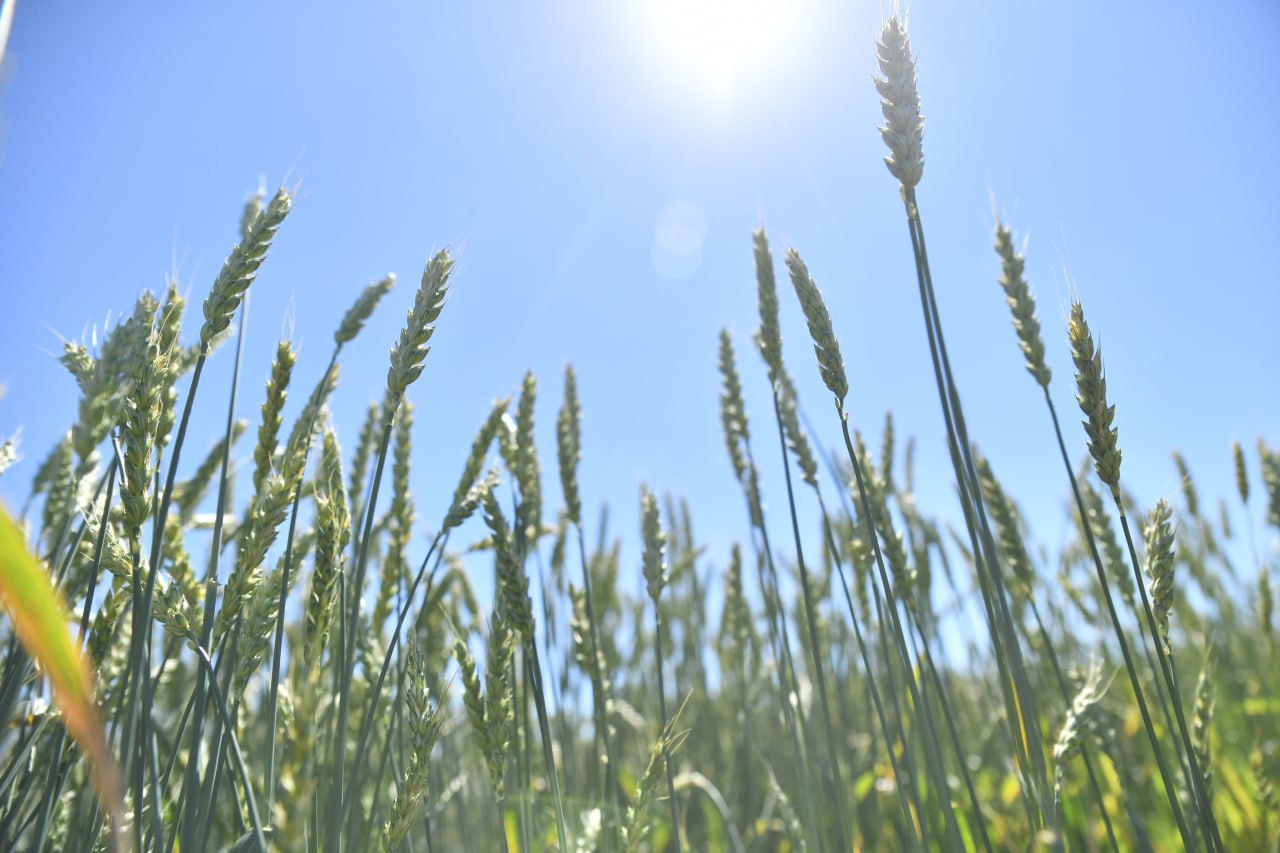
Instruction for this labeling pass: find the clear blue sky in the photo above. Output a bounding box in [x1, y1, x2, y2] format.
[2, 1, 1277, 591]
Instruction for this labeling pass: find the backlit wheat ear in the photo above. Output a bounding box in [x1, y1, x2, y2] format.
[484, 490, 534, 641]
[874, 15, 925, 189]
[1053, 661, 1111, 790]
[335, 274, 396, 348]
[513, 370, 543, 539]
[1173, 452, 1200, 517]
[200, 188, 291, 352]
[1142, 499, 1176, 654]
[1068, 301, 1123, 501]
[994, 222, 1051, 388]
[387, 248, 453, 409]
[384, 636, 444, 849]
[717, 330, 751, 484]
[785, 249, 848, 402]
[252, 341, 296, 495]
[1192, 654, 1216, 803]
[154, 281, 187, 451]
[1261, 440, 1280, 529]
[234, 568, 281, 695]
[975, 453, 1036, 604]
[753, 229, 784, 384]
[556, 366, 583, 526]
[120, 308, 167, 541]
[719, 543, 752, 668]
[305, 429, 349, 668]
[1233, 441, 1250, 504]
[640, 487, 667, 605]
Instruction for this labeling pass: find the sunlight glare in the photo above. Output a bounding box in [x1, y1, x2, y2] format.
[637, 0, 798, 102]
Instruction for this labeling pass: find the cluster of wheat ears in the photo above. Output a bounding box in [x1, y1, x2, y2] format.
[0, 14, 1277, 853]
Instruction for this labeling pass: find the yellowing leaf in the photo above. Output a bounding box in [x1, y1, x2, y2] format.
[0, 505, 123, 850]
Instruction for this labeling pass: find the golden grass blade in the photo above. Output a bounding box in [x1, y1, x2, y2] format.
[0, 505, 124, 851]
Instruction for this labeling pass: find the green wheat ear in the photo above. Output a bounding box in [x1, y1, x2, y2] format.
[335, 274, 396, 347]
[1068, 301, 1123, 500]
[874, 15, 924, 189]
[753, 228, 784, 384]
[994, 221, 1051, 388]
[1192, 652, 1216, 803]
[640, 486, 667, 605]
[387, 248, 453, 408]
[717, 329, 751, 484]
[1233, 440, 1250, 504]
[252, 341, 296, 495]
[1142, 499, 1177, 654]
[200, 188, 291, 352]
[557, 365, 583, 526]
[784, 248, 848, 402]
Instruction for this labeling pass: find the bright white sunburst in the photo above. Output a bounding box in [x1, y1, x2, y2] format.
[635, 0, 799, 102]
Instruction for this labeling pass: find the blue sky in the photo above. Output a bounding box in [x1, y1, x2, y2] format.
[1, 1, 1277, 597]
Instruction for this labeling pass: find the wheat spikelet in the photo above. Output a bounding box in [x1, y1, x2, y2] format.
[1192, 655, 1215, 803]
[874, 15, 925, 189]
[200, 188, 291, 352]
[1172, 452, 1200, 517]
[305, 426, 349, 667]
[386, 248, 452, 407]
[1068, 301, 1123, 500]
[640, 486, 667, 605]
[556, 366, 583, 526]
[994, 222, 1052, 388]
[512, 370, 542, 540]
[384, 635, 444, 849]
[622, 719, 690, 852]
[717, 330, 751, 485]
[335, 273, 396, 347]
[252, 341, 296, 495]
[753, 229, 784, 384]
[975, 453, 1036, 605]
[785, 249, 848, 402]
[154, 281, 187, 451]
[234, 568, 281, 694]
[60, 341, 95, 391]
[1259, 440, 1280, 529]
[239, 189, 264, 237]
[880, 411, 895, 490]
[1053, 661, 1111, 794]
[1233, 441, 1250, 504]
[484, 490, 534, 641]
[1142, 499, 1176, 653]
[120, 308, 167, 540]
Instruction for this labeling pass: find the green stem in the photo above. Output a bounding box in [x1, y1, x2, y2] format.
[650, 612, 682, 853]
[768, 391, 850, 850]
[837, 407, 965, 849]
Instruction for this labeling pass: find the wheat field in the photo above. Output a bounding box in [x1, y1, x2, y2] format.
[1, 12, 1278, 853]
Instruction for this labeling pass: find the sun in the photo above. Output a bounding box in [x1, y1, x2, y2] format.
[635, 0, 799, 102]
